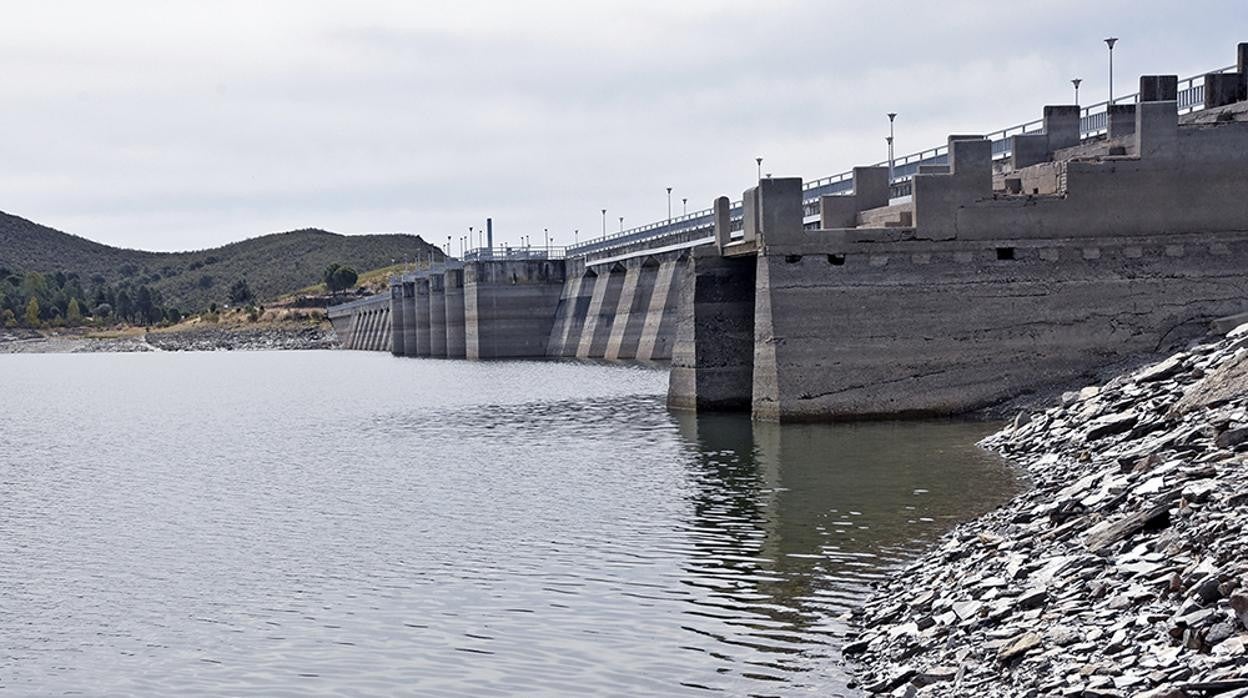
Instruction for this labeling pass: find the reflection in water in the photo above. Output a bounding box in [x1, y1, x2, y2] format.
[0, 352, 1018, 697]
[673, 413, 1019, 693]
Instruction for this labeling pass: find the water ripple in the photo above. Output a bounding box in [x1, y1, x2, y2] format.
[0, 351, 1018, 696]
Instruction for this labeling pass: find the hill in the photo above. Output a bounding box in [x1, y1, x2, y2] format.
[0, 210, 442, 312]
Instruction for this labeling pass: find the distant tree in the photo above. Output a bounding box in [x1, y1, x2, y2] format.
[66, 298, 83, 325]
[24, 297, 40, 327]
[322, 263, 341, 293]
[116, 290, 133, 322]
[228, 279, 256, 305]
[329, 264, 354, 292]
[164, 307, 182, 324]
[1, 309, 15, 328]
[93, 303, 112, 319]
[198, 274, 215, 289]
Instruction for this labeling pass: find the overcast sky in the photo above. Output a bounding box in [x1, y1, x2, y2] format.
[1, 1, 1243, 252]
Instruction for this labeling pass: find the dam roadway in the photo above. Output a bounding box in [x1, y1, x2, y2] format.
[328, 41, 1248, 422]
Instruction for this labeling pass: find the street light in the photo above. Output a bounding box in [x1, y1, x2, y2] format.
[544, 227, 549, 252]
[1072, 78, 1082, 106]
[619, 216, 624, 232]
[1105, 37, 1119, 104]
[666, 187, 672, 223]
[682, 197, 687, 215]
[601, 209, 607, 237]
[755, 157, 763, 181]
[887, 112, 897, 184]
[574, 229, 579, 244]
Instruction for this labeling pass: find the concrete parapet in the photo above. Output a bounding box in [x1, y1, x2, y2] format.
[819, 167, 890, 229]
[1044, 105, 1081, 151]
[742, 186, 760, 243]
[667, 249, 756, 412]
[913, 136, 991, 239]
[444, 269, 467, 359]
[428, 273, 447, 357]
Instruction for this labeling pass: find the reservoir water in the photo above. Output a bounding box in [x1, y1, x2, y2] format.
[0, 351, 1019, 696]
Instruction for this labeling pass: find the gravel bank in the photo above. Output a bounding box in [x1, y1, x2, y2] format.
[0, 324, 337, 353]
[848, 326, 1248, 697]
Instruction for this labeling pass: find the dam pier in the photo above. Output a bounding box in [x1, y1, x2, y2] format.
[329, 42, 1248, 422]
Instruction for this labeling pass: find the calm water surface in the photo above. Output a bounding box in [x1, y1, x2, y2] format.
[0, 351, 1019, 696]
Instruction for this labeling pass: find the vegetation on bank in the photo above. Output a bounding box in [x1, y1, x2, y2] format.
[0, 210, 443, 313]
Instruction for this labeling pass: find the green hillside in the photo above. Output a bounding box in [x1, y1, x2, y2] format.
[0, 211, 443, 312]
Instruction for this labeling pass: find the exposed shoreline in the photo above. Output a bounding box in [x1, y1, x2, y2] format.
[846, 326, 1248, 696]
[0, 323, 337, 354]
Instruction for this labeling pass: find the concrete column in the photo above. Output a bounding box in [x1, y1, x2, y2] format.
[667, 249, 756, 412]
[576, 264, 626, 359]
[464, 259, 566, 359]
[359, 310, 374, 350]
[757, 177, 805, 248]
[604, 261, 659, 360]
[444, 269, 467, 359]
[547, 271, 595, 357]
[343, 312, 359, 349]
[401, 281, 418, 357]
[378, 309, 391, 352]
[713, 196, 732, 252]
[1139, 75, 1178, 102]
[1043, 105, 1081, 151]
[852, 166, 891, 210]
[389, 284, 406, 356]
[636, 257, 685, 361]
[741, 186, 760, 243]
[428, 273, 447, 357]
[414, 278, 432, 357]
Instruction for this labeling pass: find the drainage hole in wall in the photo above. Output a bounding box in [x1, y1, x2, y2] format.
[827, 254, 846, 266]
[785, 255, 803, 264]
[996, 247, 1016, 261]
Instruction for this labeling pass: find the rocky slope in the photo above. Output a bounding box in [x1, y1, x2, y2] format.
[847, 325, 1248, 697]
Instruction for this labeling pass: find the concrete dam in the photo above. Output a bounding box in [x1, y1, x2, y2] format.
[328, 42, 1248, 422]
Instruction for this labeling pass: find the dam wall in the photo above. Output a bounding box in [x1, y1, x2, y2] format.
[328, 42, 1248, 422]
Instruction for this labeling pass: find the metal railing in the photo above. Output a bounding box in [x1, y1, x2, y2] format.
[462, 246, 567, 261]
[566, 64, 1237, 257]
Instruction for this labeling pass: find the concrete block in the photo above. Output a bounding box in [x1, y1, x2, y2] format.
[757, 177, 804, 248]
[713, 196, 731, 252]
[1136, 100, 1179, 160]
[917, 165, 950, 175]
[853, 167, 890, 210]
[1108, 104, 1136, 139]
[1043, 105, 1081, 150]
[1139, 75, 1178, 102]
[949, 136, 992, 191]
[741, 186, 760, 242]
[1239, 42, 1248, 73]
[464, 260, 566, 359]
[1011, 133, 1050, 169]
[1205, 72, 1247, 108]
[820, 195, 857, 229]
[546, 271, 594, 357]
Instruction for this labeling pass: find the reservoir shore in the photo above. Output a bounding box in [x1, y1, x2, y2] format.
[0, 322, 335, 353]
[846, 324, 1248, 697]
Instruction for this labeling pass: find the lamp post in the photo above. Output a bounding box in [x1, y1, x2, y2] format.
[887, 112, 897, 184]
[755, 157, 763, 181]
[1072, 78, 1082, 106]
[574, 229, 579, 244]
[1105, 37, 1118, 104]
[619, 216, 624, 232]
[601, 209, 606, 237]
[544, 227, 549, 253]
[682, 197, 687, 215]
[666, 187, 672, 223]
